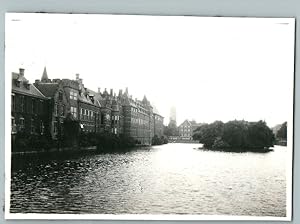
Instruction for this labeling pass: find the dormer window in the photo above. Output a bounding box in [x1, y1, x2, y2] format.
[23, 80, 30, 89]
[89, 95, 94, 103]
[15, 80, 21, 87]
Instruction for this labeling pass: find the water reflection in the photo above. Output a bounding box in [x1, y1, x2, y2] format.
[10, 143, 287, 216]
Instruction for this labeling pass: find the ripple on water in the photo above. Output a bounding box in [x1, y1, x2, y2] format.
[10, 144, 287, 216]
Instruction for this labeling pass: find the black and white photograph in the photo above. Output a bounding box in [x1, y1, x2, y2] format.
[5, 13, 295, 220]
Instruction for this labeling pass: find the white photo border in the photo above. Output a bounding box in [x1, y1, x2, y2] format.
[4, 13, 295, 221]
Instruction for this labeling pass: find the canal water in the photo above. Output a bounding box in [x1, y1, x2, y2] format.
[10, 143, 287, 216]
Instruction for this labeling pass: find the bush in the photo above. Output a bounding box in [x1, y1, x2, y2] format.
[96, 133, 136, 152]
[13, 132, 54, 152]
[152, 135, 168, 145]
[212, 137, 230, 150]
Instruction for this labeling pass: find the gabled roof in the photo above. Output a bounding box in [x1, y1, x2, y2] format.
[34, 83, 59, 97]
[86, 88, 102, 107]
[12, 72, 46, 99]
[179, 119, 192, 127]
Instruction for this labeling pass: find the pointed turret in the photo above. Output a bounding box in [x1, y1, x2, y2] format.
[41, 66, 49, 82]
[142, 95, 148, 104]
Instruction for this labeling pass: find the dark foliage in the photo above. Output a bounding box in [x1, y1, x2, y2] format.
[193, 120, 275, 152]
[152, 135, 168, 145]
[163, 124, 179, 136]
[96, 133, 136, 152]
[13, 132, 54, 152]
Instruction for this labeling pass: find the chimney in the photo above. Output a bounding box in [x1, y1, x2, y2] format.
[110, 89, 113, 96]
[98, 87, 101, 93]
[125, 87, 128, 94]
[119, 89, 123, 96]
[19, 68, 25, 76]
[76, 74, 79, 80]
[35, 79, 40, 84]
[104, 88, 108, 95]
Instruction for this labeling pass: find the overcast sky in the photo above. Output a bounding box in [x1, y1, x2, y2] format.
[5, 13, 295, 127]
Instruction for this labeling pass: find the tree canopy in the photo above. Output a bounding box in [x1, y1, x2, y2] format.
[193, 120, 275, 152]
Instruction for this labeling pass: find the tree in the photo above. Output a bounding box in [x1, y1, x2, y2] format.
[193, 121, 224, 148]
[222, 120, 248, 149]
[193, 120, 274, 152]
[248, 120, 275, 149]
[163, 124, 178, 136]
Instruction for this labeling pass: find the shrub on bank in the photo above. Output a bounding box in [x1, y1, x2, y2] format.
[152, 135, 168, 146]
[95, 133, 136, 152]
[12, 132, 53, 152]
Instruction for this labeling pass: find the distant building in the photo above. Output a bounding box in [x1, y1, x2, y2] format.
[178, 119, 203, 140]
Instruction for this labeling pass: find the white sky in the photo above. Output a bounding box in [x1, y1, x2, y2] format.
[5, 13, 295, 127]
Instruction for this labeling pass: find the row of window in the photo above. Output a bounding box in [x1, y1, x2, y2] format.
[112, 115, 119, 121]
[180, 127, 191, 131]
[80, 108, 99, 121]
[80, 108, 94, 117]
[131, 117, 149, 125]
[131, 107, 148, 114]
[181, 134, 192, 137]
[12, 117, 44, 134]
[12, 94, 44, 114]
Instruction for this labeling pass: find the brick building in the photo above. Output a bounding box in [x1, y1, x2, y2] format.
[153, 112, 164, 138]
[12, 67, 165, 147]
[76, 75, 102, 133]
[121, 89, 155, 145]
[11, 68, 48, 139]
[34, 68, 69, 139]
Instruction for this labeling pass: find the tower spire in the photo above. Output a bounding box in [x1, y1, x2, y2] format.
[41, 66, 49, 82]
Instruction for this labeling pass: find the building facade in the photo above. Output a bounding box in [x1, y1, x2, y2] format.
[34, 70, 69, 139]
[11, 68, 48, 150]
[178, 119, 203, 140]
[12, 67, 165, 147]
[121, 90, 154, 145]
